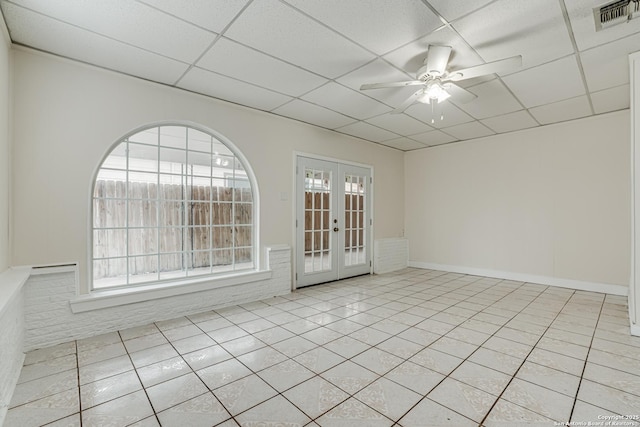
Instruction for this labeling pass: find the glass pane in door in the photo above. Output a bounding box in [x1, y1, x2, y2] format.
[304, 168, 332, 273]
[344, 174, 366, 266]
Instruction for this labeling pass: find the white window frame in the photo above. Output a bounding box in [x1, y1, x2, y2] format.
[89, 122, 260, 292]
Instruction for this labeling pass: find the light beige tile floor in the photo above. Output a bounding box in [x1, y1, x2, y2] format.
[5, 268, 640, 426]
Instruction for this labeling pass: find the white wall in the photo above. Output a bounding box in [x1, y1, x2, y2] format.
[10, 48, 405, 293]
[405, 111, 630, 289]
[0, 14, 11, 273]
[0, 17, 19, 426]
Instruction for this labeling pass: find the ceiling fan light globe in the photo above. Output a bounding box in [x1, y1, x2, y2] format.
[417, 92, 432, 104]
[423, 81, 450, 102]
[436, 91, 451, 103]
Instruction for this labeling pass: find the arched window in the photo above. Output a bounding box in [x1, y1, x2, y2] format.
[92, 124, 256, 290]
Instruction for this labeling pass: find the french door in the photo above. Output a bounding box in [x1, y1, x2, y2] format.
[296, 156, 372, 288]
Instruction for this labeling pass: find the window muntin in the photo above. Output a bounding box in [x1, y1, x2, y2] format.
[92, 125, 254, 290]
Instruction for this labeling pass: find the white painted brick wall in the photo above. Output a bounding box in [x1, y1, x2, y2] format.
[0, 288, 24, 425]
[374, 238, 408, 274]
[23, 247, 292, 351]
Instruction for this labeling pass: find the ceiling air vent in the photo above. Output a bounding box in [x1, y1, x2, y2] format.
[594, 0, 640, 31]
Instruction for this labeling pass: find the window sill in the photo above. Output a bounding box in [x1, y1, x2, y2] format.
[70, 270, 272, 314]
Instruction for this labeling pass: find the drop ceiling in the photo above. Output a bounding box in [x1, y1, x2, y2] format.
[1, 0, 638, 151]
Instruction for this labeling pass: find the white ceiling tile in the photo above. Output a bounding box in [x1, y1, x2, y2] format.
[442, 121, 495, 140]
[409, 130, 457, 146]
[580, 32, 640, 93]
[337, 59, 416, 107]
[528, 96, 592, 125]
[283, 0, 442, 55]
[405, 100, 474, 129]
[383, 27, 487, 87]
[565, 0, 640, 51]
[302, 82, 391, 120]
[178, 67, 292, 111]
[2, 3, 188, 85]
[427, 0, 495, 22]
[452, 0, 574, 69]
[381, 137, 427, 151]
[454, 79, 522, 119]
[7, 0, 216, 63]
[591, 84, 630, 114]
[138, 0, 249, 33]
[336, 121, 399, 142]
[502, 55, 586, 108]
[197, 38, 326, 97]
[4, 0, 638, 147]
[224, 0, 375, 78]
[272, 100, 356, 129]
[480, 110, 539, 133]
[365, 113, 433, 136]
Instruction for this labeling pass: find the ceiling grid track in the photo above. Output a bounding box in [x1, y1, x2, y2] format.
[171, 0, 256, 87]
[559, 0, 596, 115]
[1, 0, 635, 150]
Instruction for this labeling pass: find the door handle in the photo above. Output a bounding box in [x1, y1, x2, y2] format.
[333, 227, 339, 232]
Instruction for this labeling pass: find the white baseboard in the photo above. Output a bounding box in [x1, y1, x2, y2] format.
[408, 261, 629, 296]
[630, 323, 640, 337]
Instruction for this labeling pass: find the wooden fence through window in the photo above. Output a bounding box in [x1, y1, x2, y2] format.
[303, 192, 364, 252]
[93, 180, 252, 279]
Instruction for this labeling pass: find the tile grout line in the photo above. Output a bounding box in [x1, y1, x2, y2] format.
[182, 302, 334, 424]
[566, 295, 606, 425]
[392, 276, 561, 425]
[352, 274, 547, 422]
[118, 329, 166, 426]
[158, 315, 239, 425]
[100, 282, 632, 424]
[355, 273, 573, 424]
[306, 272, 486, 424]
[477, 289, 594, 426]
[12, 269, 637, 426]
[234, 302, 381, 423]
[83, 279, 589, 425]
[384, 275, 510, 425]
[224, 271, 483, 424]
[76, 340, 83, 427]
[17, 276, 490, 422]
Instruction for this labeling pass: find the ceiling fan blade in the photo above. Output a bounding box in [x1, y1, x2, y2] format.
[447, 55, 522, 81]
[425, 45, 452, 76]
[360, 80, 423, 90]
[444, 83, 477, 104]
[391, 89, 423, 114]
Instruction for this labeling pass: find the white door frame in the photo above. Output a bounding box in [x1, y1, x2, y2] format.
[292, 152, 374, 290]
[630, 51, 640, 336]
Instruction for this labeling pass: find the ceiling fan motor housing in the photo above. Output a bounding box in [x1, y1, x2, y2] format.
[417, 64, 442, 81]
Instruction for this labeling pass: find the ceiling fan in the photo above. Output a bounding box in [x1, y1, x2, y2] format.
[360, 45, 522, 114]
